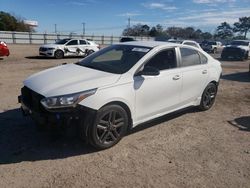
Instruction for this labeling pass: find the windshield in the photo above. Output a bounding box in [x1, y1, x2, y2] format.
[77, 45, 151, 74]
[55, 39, 71, 44]
[169, 40, 182, 44]
[230, 41, 249, 46]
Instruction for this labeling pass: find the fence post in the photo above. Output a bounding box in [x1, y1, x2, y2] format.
[12, 32, 16, 44]
[111, 35, 113, 44]
[44, 33, 47, 44]
[29, 32, 32, 44]
[101, 35, 104, 45]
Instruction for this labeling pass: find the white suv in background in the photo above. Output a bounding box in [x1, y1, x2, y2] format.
[19, 41, 222, 149]
[39, 38, 100, 59]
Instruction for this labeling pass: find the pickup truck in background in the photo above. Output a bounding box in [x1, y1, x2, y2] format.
[201, 41, 223, 54]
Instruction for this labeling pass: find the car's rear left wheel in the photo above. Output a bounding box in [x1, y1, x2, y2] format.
[199, 83, 217, 111]
[87, 50, 95, 56]
[88, 105, 128, 149]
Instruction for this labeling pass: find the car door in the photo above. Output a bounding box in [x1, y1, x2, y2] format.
[65, 39, 79, 56]
[134, 48, 182, 123]
[78, 40, 88, 55]
[178, 47, 208, 105]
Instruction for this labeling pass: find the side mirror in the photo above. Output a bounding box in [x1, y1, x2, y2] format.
[137, 66, 160, 76]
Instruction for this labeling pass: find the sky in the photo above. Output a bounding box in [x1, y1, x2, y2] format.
[1, 0, 250, 36]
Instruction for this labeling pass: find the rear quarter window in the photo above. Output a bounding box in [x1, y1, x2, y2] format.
[199, 52, 208, 64]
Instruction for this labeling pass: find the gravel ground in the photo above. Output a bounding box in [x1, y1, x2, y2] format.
[0, 44, 250, 188]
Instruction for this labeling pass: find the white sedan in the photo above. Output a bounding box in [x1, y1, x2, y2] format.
[39, 38, 100, 59]
[20, 41, 222, 149]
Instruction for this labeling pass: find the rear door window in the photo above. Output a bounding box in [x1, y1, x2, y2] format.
[80, 40, 87, 45]
[66, 40, 78, 46]
[180, 48, 201, 67]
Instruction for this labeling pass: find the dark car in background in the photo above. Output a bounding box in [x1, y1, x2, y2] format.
[221, 40, 250, 61]
[0, 41, 10, 57]
[119, 37, 136, 42]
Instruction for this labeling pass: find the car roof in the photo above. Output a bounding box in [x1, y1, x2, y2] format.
[119, 41, 182, 48]
[182, 40, 198, 43]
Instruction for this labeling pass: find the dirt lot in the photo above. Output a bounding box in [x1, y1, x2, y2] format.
[0, 44, 250, 188]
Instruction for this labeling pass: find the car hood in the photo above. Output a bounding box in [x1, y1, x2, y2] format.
[24, 64, 121, 97]
[225, 45, 249, 51]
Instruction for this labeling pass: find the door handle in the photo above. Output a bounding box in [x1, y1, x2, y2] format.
[202, 70, 208, 74]
[173, 75, 181, 80]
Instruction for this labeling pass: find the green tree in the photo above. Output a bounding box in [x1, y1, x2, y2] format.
[149, 24, 166, 37]
[201, 32, 213, 40]
[149, 27, 158, 37]
[233, 17, 250, 39]
[141, 24, 150, 36]
[166, 27, 183, 38]
[123, 24, 150, 36]
[214, 22, 233, 40]
[183, 27, 195, 39]
[0, 11, 34, 32]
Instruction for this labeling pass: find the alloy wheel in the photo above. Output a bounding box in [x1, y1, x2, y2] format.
[96, 110, 125, 145]
[202, 85, 216, 109]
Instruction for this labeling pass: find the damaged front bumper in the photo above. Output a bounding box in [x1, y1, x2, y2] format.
[18, 92, 96, 137]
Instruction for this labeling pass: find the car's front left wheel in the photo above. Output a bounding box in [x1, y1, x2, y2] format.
[54, 50, 64, 59]
[88, 104, 129, 149]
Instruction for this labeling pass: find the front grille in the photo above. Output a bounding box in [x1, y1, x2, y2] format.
[21, 86, 46, 113]
[39, 47, 47, 52]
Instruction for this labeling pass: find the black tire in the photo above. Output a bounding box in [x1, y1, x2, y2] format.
[88, 105, 128, 149]
[199, 83, 217, 111]
[213, 48, 217, 54]
[54, 50, 64, 59]
[87, 50, 95, 56]
[245, 52, 249, 60]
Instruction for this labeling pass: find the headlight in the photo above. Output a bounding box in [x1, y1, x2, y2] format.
[40, 89, 96, 109]
[0, 41, 7, 47]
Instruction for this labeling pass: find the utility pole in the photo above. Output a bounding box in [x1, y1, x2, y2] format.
[54, 24, 57, 33]
[128, 17, 131, 28]
[82, 22, 85, 36]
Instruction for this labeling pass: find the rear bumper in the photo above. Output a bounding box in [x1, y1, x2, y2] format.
[221, 49, 245, 59]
